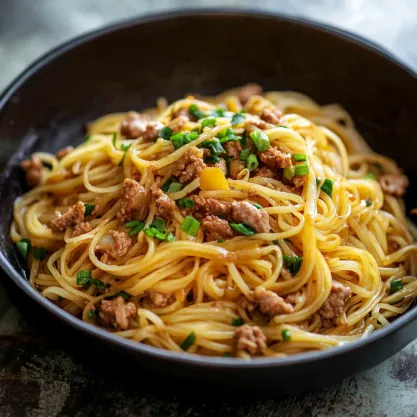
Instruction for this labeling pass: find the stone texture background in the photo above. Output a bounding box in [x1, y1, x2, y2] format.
[0, 1, 417, 416]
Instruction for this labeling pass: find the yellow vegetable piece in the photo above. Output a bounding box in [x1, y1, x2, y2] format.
[199, 167, 230, 191]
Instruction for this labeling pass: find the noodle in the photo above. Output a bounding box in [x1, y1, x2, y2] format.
[12, 85, 417, 358]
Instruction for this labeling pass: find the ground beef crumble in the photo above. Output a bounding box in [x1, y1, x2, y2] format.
[201, 215, 234, 241]
[99, 296, 137, 330]
[234, 324, 267, 356]
[50, 201, 85, 232]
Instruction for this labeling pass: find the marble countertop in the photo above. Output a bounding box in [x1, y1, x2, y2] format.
[0, 1, 416, 416]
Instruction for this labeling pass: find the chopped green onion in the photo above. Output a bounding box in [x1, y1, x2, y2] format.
[281, 329, 291, 341]
[200, 138, 225, 156]
[77, 270, 92, 286]
[144, 228, 166, 240]
[365, 173, 376, 180]
[211, 107, 225, 117]
[283, 166, 295, 180]
[180, 216, 200, 237]
[205, 155, 221, 164]
[250, 131, 270, 152]
[216, 128, 232, 139]
[33, 247, 46, 261]
[178, 198, 194, 209]
[150, 218, 166, 233]
[217, 239, 225, 243]
[87, 309, 96, 320]
[320, 178, 334, 198]
[85, 134, 92, 142]
[252, 202, 262, 209]
[189, 104, 206, 120]
[144, 228, 156, 238]
[16, 239, 31, 260]
[231, 112, 245, 126]
[167, 182, 183, 193]
[240, 132, 247, 147]
[225, 156, 232, 177]
[170, 132, 199, 149]
[365, 199, 372, 207]
[159, 126, 173, 140]
[218, 128, 241, 144]
[125, 219, 142, 229]
[239, 148, 252, 161]
[223, 352, 231, 357]
[161, 177, 176, 192]
[283, 255, 303, 275]
[128, 224, 145, 236]
[293, 153, 306, 162]
[116, 291, 132, 301]
[294, 162, 309, 176]
[202, 117, 216, 129]
[166, 232, 176, 242]
[180, 331, 196, 351]
[246, 154, 259, 172]
[91, 279, 106, 290]
[390, 279, 403, 294]
[112, 132, 117, 148]
[84, 203, 96, 216]
[232, 317, 244, 326]
[230, 223, 255, 236]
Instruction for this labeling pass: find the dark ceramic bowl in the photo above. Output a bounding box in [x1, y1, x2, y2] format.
[1, 10, 417, 396]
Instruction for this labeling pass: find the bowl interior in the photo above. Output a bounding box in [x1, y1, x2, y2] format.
[1, 10, 417, 370]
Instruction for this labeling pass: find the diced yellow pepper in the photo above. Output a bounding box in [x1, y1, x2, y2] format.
[199, 167, 230, 191]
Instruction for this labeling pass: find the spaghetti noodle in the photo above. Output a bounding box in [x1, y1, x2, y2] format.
[11, 85, 417, 358]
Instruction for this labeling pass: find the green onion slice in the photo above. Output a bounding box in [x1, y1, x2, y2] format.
[294, 162, 309, 176]
[390, 279, 403, 294]
[180, 331, 196, 351]
[230, 223, 255, 236]
[283, 255, 303, 275]
[231, 112, 245, 126]
[180, 216, 200, 237]
[16, 239, 31, 260]
[281, 329, 291, 341]
[320, 178, 334, 198]
[159, 126, 173, 140]
[167, 182, 183, 193]
[293, 153, 306, 162]
[250, 131, 270, 152]
[246, 154, 259, 172]
[232, 317, 244, 326]
[202, 118, 216, 129]
[178, 198, 194, 209]
[365, 173, 376, 180]
[77, 270, 92, 286]
[239, 148, 252, 162]
[283, 166, 295, 180]
[33, 247, 46, 261]
[84, 203, 96, 216]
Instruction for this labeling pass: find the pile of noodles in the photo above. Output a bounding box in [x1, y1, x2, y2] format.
[11, 87, 417, 359]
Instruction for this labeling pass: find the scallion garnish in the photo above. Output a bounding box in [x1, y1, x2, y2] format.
[231, 112, 245, 126]
[390, 279, 403, 294]
[84, 202, 96, 216]
[211, 107, 225, 117]
[16, 239, 31, 260]
[33, 247, 46, 261]
[365, 199, 372, 207]
[365, 173, 376, 180]
[161, 177, 176, 192]
[167, 182, 183, 193]
[170, 131, 199, 149]
[85, 134, 92, 142]
[294, 162, 309, 176]
[252, 202, 262, 209]
[144, 228, 167, 240]
[150, 218, 166, 233]
[90, 278, 106, 290]
[232, 317, 244, 326]
[283, 255, 303, 275]
[217, 239, 225, 243]
[320, 178, 334, 198]
[202, 117, 216, 129]
[218, 128, 241, 144]
[77, 270, 92, 286]
[166, 232, 176, 242]
[246, 154, 259, 172]
[126, 220, 145, 236]
[283, 166, 295, 180]
[200, 138, 225, 156]
[239, 148, 252, 162]
[230, 223, 255, 236]
[180, 216, 200, 237]
[205, 155, 221, 164]
[293, 153, 306, 162]
[281, 329, 291, 341]
[180, 331, 196, 351]
[159, 126, 173, 140]
[88, 309, 96, 320]
[189, 104, 206, 120]
[178, 197, 194, 209]
[112, 132, 117, 148]
[250, 131, 270, 152]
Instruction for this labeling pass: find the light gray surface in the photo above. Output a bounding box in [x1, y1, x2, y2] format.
[0, 1, 417, 416]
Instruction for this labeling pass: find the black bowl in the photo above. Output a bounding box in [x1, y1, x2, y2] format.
[1, 10, 417, 396]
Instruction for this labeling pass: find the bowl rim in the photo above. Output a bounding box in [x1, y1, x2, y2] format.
[1, 8, 417, 369]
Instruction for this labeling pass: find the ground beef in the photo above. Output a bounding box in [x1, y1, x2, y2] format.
[201, 215, 234, 241]
[236, 84, 262, 105]
[246, 120, 268, 131]
[319, 282, 352, 325]
[255, 167, 276, 178]
[55, 146, 74, 160]
[99, 296, 137, 330]
[191, 196, 231, 218]
[120, 111, 163, 141]
[173, 147, 206, 183]
[236, 295, 257, 312]
[231, 201, 270, 233]
[72, 221, 92, 237]
[261, 108, 282, 125]
[153, 188, 175, 219]
[234, 324, 267, 356]
[254, 287, 294, 318]
[167, 115, 189, 133]
[259, 147, 292, 170]
[107, 230, 132, 259]
[20, 156, 43, 186]
[285, 292, 299, 305]
[149, 292, 175, 308]
[378, 174, 409, 197]
[224, 140, 242, 159]
[118, 179, 147, 221]
[293, 175, 307, 188]
[50, 201, 85, 232]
